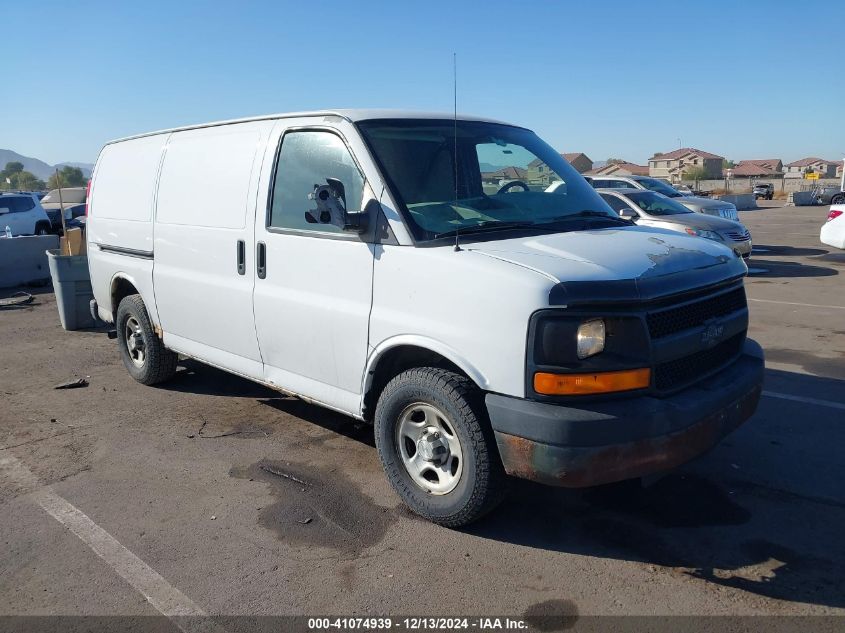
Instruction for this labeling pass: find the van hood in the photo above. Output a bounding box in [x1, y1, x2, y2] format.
[466, 226, 746, 303]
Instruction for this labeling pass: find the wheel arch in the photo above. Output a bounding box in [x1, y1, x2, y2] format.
[361, 336, 488, 421]
[109, 273, 143, 321]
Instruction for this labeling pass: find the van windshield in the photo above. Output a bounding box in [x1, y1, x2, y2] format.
[356, 119, 618, 241]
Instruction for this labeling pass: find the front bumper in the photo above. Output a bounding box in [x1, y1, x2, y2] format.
[730, 239, 752, 256]
[487, 338, 764, 487]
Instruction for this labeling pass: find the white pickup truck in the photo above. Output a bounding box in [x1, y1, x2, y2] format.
[86, 110, 764, 526]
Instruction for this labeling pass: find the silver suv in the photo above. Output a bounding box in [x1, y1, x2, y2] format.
[0, 193, 52, 236]
[591, 175, 739, 221]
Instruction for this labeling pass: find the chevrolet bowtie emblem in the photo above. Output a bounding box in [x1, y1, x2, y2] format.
[701, 321, 725, 347]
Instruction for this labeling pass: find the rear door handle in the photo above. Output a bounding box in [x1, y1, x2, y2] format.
[236, 240, 245, 275]
[256, 241, 266, 279]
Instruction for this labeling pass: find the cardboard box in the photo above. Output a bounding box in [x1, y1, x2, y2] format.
[60, 227, 86, 256]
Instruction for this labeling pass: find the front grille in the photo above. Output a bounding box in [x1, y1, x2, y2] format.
[725, 229, 751, 241]
[654, 333, 745, 392]
[646, 287, 747, 339]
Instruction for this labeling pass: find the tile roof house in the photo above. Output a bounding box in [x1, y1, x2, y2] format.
[648, 147, 724, 181]
[526, 153, 592, 183]
[784, 158, 838, 179]
[585, 162, 649, 177]
[480, 166, 528, 184]
[560, 153, 594, 174]
[733, 159, 783, 176]
[728, 160, 783, 178]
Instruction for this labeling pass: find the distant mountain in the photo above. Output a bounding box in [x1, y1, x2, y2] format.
[0, 149, 93, 180]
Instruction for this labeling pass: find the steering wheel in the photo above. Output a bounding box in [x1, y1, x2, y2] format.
[497, 180, 530, 194]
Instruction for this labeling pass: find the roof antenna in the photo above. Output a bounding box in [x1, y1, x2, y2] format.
[453, 52, 462, 252]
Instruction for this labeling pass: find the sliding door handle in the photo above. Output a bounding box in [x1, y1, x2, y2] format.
[236, 240, 245, 275]
[256, 241, 266, 279]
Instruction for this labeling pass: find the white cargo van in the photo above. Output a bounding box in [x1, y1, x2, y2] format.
[87, 110, 764, 526]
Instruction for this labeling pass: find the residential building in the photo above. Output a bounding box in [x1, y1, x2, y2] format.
[526, 153, 593, 184]
[648, 147, 724, 182]
[586, 161, 649, 177]
[480, 166, 528, 184]
[561, 153, 593, 174]
[733, 159, 783, 176]
[783, 157, 838, 179]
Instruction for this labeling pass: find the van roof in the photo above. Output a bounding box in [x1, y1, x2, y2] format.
[106, 109, 517, 145]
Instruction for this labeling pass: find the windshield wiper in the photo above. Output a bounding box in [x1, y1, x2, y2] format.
[433, 220, 534, 240]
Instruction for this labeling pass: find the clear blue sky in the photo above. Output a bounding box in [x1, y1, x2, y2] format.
[4, 0, 843, 166]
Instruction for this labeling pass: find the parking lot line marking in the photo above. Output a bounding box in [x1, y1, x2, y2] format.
[763, 391, 845, 411]
[0, 453, 225, 633]
[748, 298, 845, 310]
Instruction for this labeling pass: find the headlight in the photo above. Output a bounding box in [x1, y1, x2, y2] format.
[576, 319, 605, 359]
[685, 227, 722, 241]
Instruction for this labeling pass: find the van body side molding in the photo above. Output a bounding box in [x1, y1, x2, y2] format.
[96, 243, 154, 260]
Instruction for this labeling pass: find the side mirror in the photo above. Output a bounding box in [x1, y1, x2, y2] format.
[618, 208, 638, 219]
[305, 179, 368, 233]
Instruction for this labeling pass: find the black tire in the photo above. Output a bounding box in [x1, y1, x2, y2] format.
[831, 194, 845, 205]
[115, 294, 178, 385]
[374, 367, 506, 527]
[34, 222, 51, 236]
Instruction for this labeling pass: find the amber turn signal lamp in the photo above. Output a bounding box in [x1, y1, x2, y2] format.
[534, 368, 651, 395]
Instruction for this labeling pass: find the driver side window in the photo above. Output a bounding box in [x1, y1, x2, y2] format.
[599, 193, 635, 215]
[269, 130, 365, 233]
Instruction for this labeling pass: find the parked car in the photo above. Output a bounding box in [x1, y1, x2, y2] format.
[820, 205, 845, 249]
[87, 109, 764, 526]
[813, 186, 845, 206]
[590, 175, 739, 220]
[41, 187, 87, 233]
[673, 184, 695, 196]
[0, 192, 52, 236]
[597, 188, 752, 257]
[753, 183, 774, 200]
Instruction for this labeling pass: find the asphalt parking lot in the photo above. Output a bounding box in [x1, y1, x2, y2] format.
[1, 203, 843, 628]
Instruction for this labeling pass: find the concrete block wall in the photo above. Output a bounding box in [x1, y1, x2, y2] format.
[715, 194, 757, 210]
[681, 178, 840, 194]
[0, 235, 60, 288]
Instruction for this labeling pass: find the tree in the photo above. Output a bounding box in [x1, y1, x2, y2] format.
[722, 159, 735, 169]
[0, 162, 46, 190]
[683, 166, 709, 182]
[15, 172, 46, 191]
[47, 165, 87, 189]
[606, 158, 627, 165]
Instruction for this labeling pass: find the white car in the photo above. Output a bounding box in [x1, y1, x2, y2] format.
[0, 193, 52, 236]
[87, 109, 764, 526]
[820, 205, 845, 249]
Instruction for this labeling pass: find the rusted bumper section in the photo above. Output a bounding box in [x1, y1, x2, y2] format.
[488, 339, 764, 488]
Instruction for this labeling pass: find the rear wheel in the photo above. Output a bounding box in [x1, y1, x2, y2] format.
[116, 294, 178, 385]
[374, 367, 506, 527]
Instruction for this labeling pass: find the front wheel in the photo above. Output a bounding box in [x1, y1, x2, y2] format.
[831, 194, 845, 205]
[374, 367, 506, 527]
[116, 294, 178, 385]
[34, 222, 51, 235]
